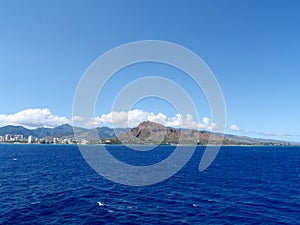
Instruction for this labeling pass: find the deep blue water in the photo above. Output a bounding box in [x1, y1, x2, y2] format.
[0, 144, 299, 224]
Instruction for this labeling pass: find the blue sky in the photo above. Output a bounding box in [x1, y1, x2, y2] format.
[0, 0, 299, 141]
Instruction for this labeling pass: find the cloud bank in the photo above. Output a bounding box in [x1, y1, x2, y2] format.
[229, 123, 298, 138]
[0, 108, 217, 130]
[0, 108, 70, 129]
[86, 109, 218, 130]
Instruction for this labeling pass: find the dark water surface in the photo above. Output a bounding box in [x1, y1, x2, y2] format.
[0, 144, 299, 224]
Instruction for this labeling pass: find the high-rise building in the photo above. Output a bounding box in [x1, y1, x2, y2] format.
[5, 134, 10, 142]
[28, 135, 33, 144]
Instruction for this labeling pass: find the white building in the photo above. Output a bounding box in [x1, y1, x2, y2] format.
[28, 135, 33, 144]
[5, 134, 10, 142]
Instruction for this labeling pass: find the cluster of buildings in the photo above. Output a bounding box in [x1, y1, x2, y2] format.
[0, 134, 90, 145]
[0, 134, 27, 143]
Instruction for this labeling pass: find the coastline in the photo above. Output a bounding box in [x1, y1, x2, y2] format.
[0, 142, 298, 147]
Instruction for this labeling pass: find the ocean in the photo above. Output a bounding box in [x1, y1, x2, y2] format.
[0, 144, 299, 224]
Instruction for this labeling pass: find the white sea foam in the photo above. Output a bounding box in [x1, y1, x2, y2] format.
[97, 201, 104, 206]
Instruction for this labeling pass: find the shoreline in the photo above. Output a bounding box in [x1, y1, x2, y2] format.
[0, 142, 298, 147]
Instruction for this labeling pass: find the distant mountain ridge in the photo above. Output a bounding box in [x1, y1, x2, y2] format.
[0, 125, 33, 137]
[0, 124, 129, 140]
[0, 122, 296, 145]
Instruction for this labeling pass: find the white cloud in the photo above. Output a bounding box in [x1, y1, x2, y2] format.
[228, 125, 298, 139]
[0, 108, 220, 131]
[0, 108, 70, 129]
[87, 109, 218, 130]
[230, 124, 240, 131]
[72, 115, 85, 122]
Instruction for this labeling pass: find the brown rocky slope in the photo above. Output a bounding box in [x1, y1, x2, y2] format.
[117, 121, 225, 145]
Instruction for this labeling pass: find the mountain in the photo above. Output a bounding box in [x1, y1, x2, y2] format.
[0, 125, 33, 137]
[118, 121, 181, 144]
[33, 124, 75, 138]
[117, 121, 225, 145]
[96, 126, 129, 139]
[0, 124, 76, 139]
[0, 124, 129, 141]
[72, 126, 129, 141]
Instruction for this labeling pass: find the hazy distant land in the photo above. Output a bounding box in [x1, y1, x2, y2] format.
[0, 121, 296, 146]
